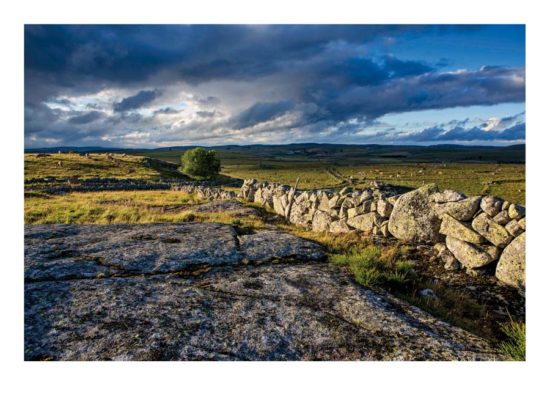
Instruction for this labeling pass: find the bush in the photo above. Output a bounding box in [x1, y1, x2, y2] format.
[180, 148, 221, 179]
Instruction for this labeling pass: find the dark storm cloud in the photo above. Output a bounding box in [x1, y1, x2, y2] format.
[68, 110, 104, 124]
[311, 66, 524, 122]
[232, 101, 294, 129]
[24, 25, 525, 146]
[113, 90, 160, 112]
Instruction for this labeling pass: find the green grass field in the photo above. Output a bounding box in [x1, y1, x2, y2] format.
[133, 145, 525, 203]
[25, 146, 526, 204]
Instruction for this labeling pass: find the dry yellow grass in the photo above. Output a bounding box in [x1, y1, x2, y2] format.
[25, 153, 162, 181]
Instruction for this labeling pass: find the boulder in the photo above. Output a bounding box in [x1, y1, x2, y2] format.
[472, 213, 513, 248]
[445, 236, 495, 269]
[518, 217, 526, 230]
[480, 196, 503, 217]
[347, 212, 382, 232]
[330, 219, 352, 234]
[501, 201, 511, 211]
[495, 232, 525, 290]
[439, 214, 485, 244]
[387, 184, 441, 243]
[433, 196, 481, 221]
[377, 199, 393, 218]
[312, 211, 332, 232]
[508, 204, 525, 220]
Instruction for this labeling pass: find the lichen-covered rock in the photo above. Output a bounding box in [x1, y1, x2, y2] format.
[239, 231, 325, 263]
[472, 213, 513, 248]
[439, 214, 485, 244]
[388, 184, 441, 243]
[508, 204, 525, 220]
[289, 203, 310, 227]
[493, 210, 511, 226]
[312, 210, 332, 232]
[445, 236, 495, 269]
[433, 242, 447, 256]
[505, 220, 524, 237]
[430, 190, 465, 203]
[24, 262, 502, 361]
[192, 200, 259, 217]
[318, 193, 331, 213]
[377, 199, 393, 218]
[440, 249, 461, 271]
[480, 196, 503, 217]
[433, 196, 481, 221]
[273, 195, 286, 216]
[380, 221, 390, 237]
[25, 223, 243, 281]
[347, 205, 365, 219]
[496, 232, 525, 290]
[347, 212, 382, 232]
[330, 219, 352, 234]
[328, 195, 342, 209]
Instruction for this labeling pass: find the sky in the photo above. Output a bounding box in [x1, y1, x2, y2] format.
[24, 25, 525, 148]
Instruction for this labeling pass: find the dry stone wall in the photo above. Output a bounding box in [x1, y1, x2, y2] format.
[176, 178, 525, 290]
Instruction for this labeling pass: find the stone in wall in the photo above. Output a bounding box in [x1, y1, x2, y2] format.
[471, 213, 513, 248]
[445, 236, 499, 269]
[387, 183, 442, 244]
[432, 196, 481, 221]
[439, 214, 485, 244]
[330, 219, 352, 234]
[495, 232, 525, 290]
[480, 196, 503, 217]
[312, 210, 332, 232]
[347, 212, 382, 232]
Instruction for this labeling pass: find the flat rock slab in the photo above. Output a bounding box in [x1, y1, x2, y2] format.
[25, 223, 324, 282]
[239, 231, 326, 263]
[191, 200, 260, 216]
[25, 263, 501, 361]
[25, 224, 501, 361]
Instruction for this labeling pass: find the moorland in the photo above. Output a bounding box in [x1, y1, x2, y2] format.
[23, 144, 526, 361]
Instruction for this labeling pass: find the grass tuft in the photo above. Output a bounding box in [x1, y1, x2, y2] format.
[329, 244, 416, 288]
[498, 318, 526, 361]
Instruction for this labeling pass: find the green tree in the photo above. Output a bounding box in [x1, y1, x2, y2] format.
[180, 147, 221, 179]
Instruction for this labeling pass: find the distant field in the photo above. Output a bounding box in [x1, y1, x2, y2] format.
[25, 145, 526, 204]
[24, 153, 181, 181]
[133, 144, 525, 203]
[221, 162, 525, 204]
